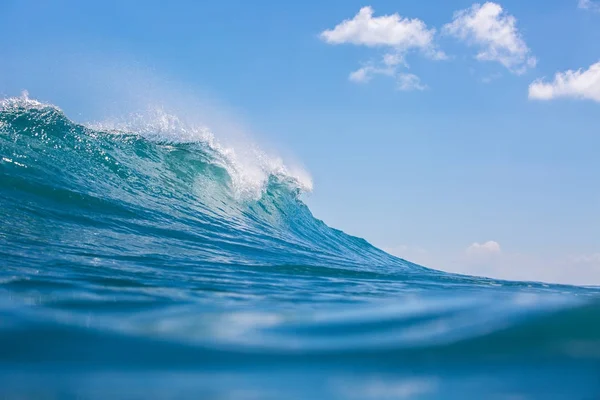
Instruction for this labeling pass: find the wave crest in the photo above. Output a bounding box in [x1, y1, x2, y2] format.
[1, 93, 312, 199]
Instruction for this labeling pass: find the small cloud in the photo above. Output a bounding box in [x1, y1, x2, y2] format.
[348, 64, 395, 84]
[466, 240, 502, 256]
[349, 67, 373, 83]
[383, 52, 406, 67]
[348, 66, 427, 91]
[529, 61, 600, 102]
[443, 2, 536, 74]
[579, 0, 600, 11]
[481, 72, 503, 83]
[397, 73, 427, 91]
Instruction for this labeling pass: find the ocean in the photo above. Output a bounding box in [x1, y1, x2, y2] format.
[1, 95, 599, 399]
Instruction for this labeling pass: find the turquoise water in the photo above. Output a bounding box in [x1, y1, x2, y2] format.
[1, 96, 599, 399]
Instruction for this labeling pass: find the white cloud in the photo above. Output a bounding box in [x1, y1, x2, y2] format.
[397, 73, 427, 91]
[349, 67, 372, 83]
[321, 7, 445, 89]
[443, 2, 536, 74]
[579, 0, 600, 11]
[481, 72, 503, 83]
[348, 65, 393, 84]
[528, 61, 600, 102]
[320, 6, 437, 50]
[348, 67, 426, 91]
[383, 52, 406, 67]
[466, 241, 502, 256]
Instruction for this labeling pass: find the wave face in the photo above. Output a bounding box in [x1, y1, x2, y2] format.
[1, 97, 599, 399]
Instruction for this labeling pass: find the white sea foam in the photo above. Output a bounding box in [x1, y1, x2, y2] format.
[0, 91, 56, 112]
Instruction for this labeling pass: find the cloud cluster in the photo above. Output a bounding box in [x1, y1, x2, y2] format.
[320, 6, 443, 91]
[321, 2, 599, 102]
[320, 3, 534, 89]
[443, 2, 537, 74]
[529, 61, 600, 102]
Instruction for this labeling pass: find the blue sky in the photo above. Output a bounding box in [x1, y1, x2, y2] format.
[1, 0, 600, 284]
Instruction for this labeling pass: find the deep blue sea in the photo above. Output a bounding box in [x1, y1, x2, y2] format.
[1, 95, 600, 399]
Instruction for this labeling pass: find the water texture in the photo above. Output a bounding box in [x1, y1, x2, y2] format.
[1, 96, 599, 399]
